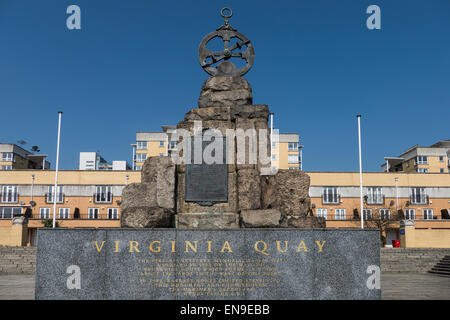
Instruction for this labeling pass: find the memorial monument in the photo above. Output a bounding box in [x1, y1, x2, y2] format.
[120, 7, 324, 230]
[35, 8, 381, 300]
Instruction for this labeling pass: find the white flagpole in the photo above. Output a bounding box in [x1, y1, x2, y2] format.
[52, 111, 63, 228]
[357, 115, 364, 229]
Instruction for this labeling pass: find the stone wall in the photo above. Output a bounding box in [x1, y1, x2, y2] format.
[0, 246, 36, 274]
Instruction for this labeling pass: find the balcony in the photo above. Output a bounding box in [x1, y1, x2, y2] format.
[365, 194, 385, 205]
[322, 194, 340, 204]
[45, 193, 65, 204]
[93, 192, 113, 203]
[410, 194, 428, 205]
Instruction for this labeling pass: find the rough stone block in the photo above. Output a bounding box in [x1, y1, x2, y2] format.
[240, 209, 281, 228]
[260, 175, 279, 209]
[276, 170, 311, 217]
[282, 216, 326, 228]
[176, 212, 239, 229]
[198, 76, 252, 108]
[237, 169, 260, 210]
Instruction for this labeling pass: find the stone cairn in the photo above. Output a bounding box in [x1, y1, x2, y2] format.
[121, 75, 325, 229]
[120, 8, 325, 229]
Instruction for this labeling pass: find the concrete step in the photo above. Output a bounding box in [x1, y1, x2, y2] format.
[428, 270, 450, 277]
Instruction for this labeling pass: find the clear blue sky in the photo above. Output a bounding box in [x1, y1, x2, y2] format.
[1, 0, 449, 171]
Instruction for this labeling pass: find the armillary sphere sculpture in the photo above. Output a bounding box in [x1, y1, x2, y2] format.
[198, 8, 255, 77]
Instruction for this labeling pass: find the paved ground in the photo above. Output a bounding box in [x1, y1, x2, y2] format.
[0, 273, 449, 300]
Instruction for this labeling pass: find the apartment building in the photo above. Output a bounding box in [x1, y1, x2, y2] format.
[133, 127, 302, 170]
[0, 143, 50, 170]
[79, 152, 131, 171]
[1, 169, 449, 246]
[382, 140, 450, 173]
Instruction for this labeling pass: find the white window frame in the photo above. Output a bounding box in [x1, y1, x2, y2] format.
[135, 153, 147, 162]
[107, 208, 118, 219]
[1, 152, 14, 161]
[405, 209, 415, 220]
[416, 156, 428, 164]
[323, 187, 339, 204]
[363, 209, 372, 220]
[417, 168, 428, 173]
[159, 141, 164, 147]
[135, 166, 142, 171]
[288, 142, 298, 151]
[136, 141, 147, 150]
[58, 207, 70, 219]
[380, 209, 390, 220]
[0, 207, 21, 219]
[317, 208, 327, 219]
[423, 209, 433, 220]
[1, 186, 18, 203]
[411, 187, 427, 204]
[288, 154, 298, 164]
[39, 208, 51, 219]
[88, 208, 99, 219]
[367, 187, 383, 204]
[0, 165, 13, 170]
[334, 209, 346, 220]
[47, 185, 64, 203]
[95, 186, 112, 203]
[169, 141, 177, 150]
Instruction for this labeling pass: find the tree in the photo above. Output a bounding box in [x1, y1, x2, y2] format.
[362, 202, 406, 247]
[31, 146, 40, 153]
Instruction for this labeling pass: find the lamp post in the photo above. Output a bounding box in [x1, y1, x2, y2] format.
[30, 174, 35, 202]
[52, 111, 63, 229]
[357, 115, 364, 229]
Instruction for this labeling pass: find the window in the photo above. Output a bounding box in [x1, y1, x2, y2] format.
[411, 187, 427, 204]
[95, 186, 112, 203]
[1, 186, 18, 203]
[88, 208, 99, 219]
[0, 207, 21, 219]
[405, 209, 415, 220]
[317, 208, 327, 219]
[363, 209, 372, 220]
[136, 141, 147, 150]
[160, 141, 164, 147]
[159, 153, 164, 157]
[439, 156, 444, 162]
[272, 142, 277, 147]
[366, 187, 383, 204]
[108, 208, 118, 219]
[440, 168, 445, 173]
[417, 168, 428, 173]
[288, 166, 298, 170]
[39, 208, 51, 219]
[335, 209, 346, 220]
[380, 209, 390, 220]
[58, 208, 70, 219]
[272, 154, 276, 160]
[0, 165, 12, 170]
[135, 153, 147, 162]
[288, 155, 298, 164]
[135, 166, 142, 171]
[1, 152, 14, 161]
[323, 187, 339, 204]
[423, 209, 433, 220]
[288, 142, 298, 151]
[416, 156, 428, 164]
[169, 141, 177, 150]
[47, 186, 64, 203]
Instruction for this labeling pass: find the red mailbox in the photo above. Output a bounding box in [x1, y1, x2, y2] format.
[392, 239, 400, 248]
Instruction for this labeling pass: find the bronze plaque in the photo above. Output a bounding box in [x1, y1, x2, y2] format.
[185, 137, 227, 205]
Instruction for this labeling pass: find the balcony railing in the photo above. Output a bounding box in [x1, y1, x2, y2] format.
[410, 194, 428, 205]
[322, 194, 340, 204]
[0, 193, 19, 203]
[30, 214, 120, 220]
[45, 193, 65, 204]
[93, 192, 113, 203]
[366, 194, 385, 205]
